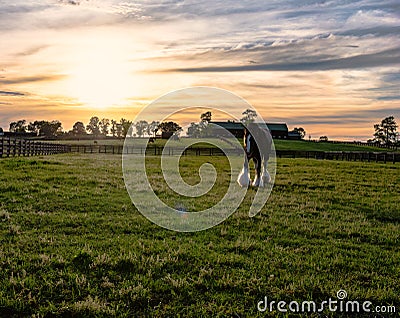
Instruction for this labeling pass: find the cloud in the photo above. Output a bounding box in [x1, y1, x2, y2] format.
[377, 95, 400, 101]
[0, 90, 25, 96]
[301, 106, 400, 122]
[366, 70, 400, 101]
[0, 75, 66, 85]
[14, 45, 49, 57]
[344, 9, 399, 30]
[58, 0, 81, 5]
[339, 25, 400, 37]
[163, 47, 400, 72]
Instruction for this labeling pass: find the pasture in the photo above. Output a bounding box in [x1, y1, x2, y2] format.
[0, 153, 399, 317]
[49, 138, 397, 152]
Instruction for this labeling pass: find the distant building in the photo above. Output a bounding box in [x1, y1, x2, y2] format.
[209, 121, 244, 138]
[288, 130, 302, 140]
[0, 127, 3, 136]
[255, 123, 289, 139]
[210, 121, 289, 139]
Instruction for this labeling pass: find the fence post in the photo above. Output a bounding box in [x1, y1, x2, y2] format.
[13, 138, 17, 156]
[22, 139, 26, 156]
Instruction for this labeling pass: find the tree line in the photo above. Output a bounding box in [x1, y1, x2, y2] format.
[6, 117, 183, 139]
[4, 113, 399, 145]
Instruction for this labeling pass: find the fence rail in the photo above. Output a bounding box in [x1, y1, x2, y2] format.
[276, 150, 400, 164]
[1, 140, 399, 164]
[0, 137, 71, 158]
[70, 145, 235, 156]
[70, 145, 400, 163]
[307, 140, 398, 150]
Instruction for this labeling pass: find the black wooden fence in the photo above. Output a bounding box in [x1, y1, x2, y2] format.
[1, 139, 399, 164]
[308, 139, 398, 151]
[0, 137, 71, 158]
[276, 150, 400, 164]
[70, 145, 229, 156]
[69, 145, 400, 163]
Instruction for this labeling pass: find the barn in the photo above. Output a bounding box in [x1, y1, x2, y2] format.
[255, 123, 289, 139]
[288, 130, 302, 140]
[209, 121, 244, 138]
[210, 121, 289, 139]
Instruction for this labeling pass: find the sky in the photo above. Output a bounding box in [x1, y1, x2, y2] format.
[0, 0, 399, 140]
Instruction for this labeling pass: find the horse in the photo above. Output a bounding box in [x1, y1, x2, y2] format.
[237, 124, 272, 187]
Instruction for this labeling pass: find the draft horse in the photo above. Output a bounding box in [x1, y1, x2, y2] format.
[237, 125, 272, 187]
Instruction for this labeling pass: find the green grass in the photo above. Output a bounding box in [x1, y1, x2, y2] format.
[273, 139, 395, 152]
[0, 154, 399, 317]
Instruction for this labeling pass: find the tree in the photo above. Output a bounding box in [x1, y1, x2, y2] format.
[71, 121, 86, 137]
[9, 119, 27, 133]
[40, 120, 62, 138]
[200, 111, 212, 123]
[135, 120, 148, 138]
[173, 127, 183, 139]
[86, 116, 101, 136]
[148, 121, 160, 137]
[240, 109, 257, 125]
[27, 121, 38, 135]
[110, 120, 117, 137]
[99, 118, 110, 136]
[187, 122, 201, 138]
[373, 116, 398, 145]
[292, 127, 306, 139]
[120, 118, 133, 137]
[116, 123, 123, 138]
[158, 121, 182, 133]
[26, 120, 62, 138]
[319, 136, 328, 142]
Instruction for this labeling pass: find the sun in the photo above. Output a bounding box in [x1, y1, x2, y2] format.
[66, 39, 134, 110]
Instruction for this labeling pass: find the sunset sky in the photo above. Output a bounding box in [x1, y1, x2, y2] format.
[0, 0, 399, 140]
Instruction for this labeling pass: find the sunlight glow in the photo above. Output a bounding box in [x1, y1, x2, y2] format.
[66, 38, 135, 110]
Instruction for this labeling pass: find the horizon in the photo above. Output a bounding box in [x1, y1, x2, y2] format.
[1, 1, 399, 141]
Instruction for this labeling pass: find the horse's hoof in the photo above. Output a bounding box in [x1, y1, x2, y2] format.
[237, 168, 251, 187]
[252, 177, 260, 187]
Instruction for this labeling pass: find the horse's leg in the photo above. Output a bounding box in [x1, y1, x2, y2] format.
[259, 154, 271, 187]
[252, 155, 261, 187]
[237, 156, 251, 187]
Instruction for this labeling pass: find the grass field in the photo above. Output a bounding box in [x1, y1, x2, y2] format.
[0, 154, 399, 317]
[49, 138, 397, 153]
